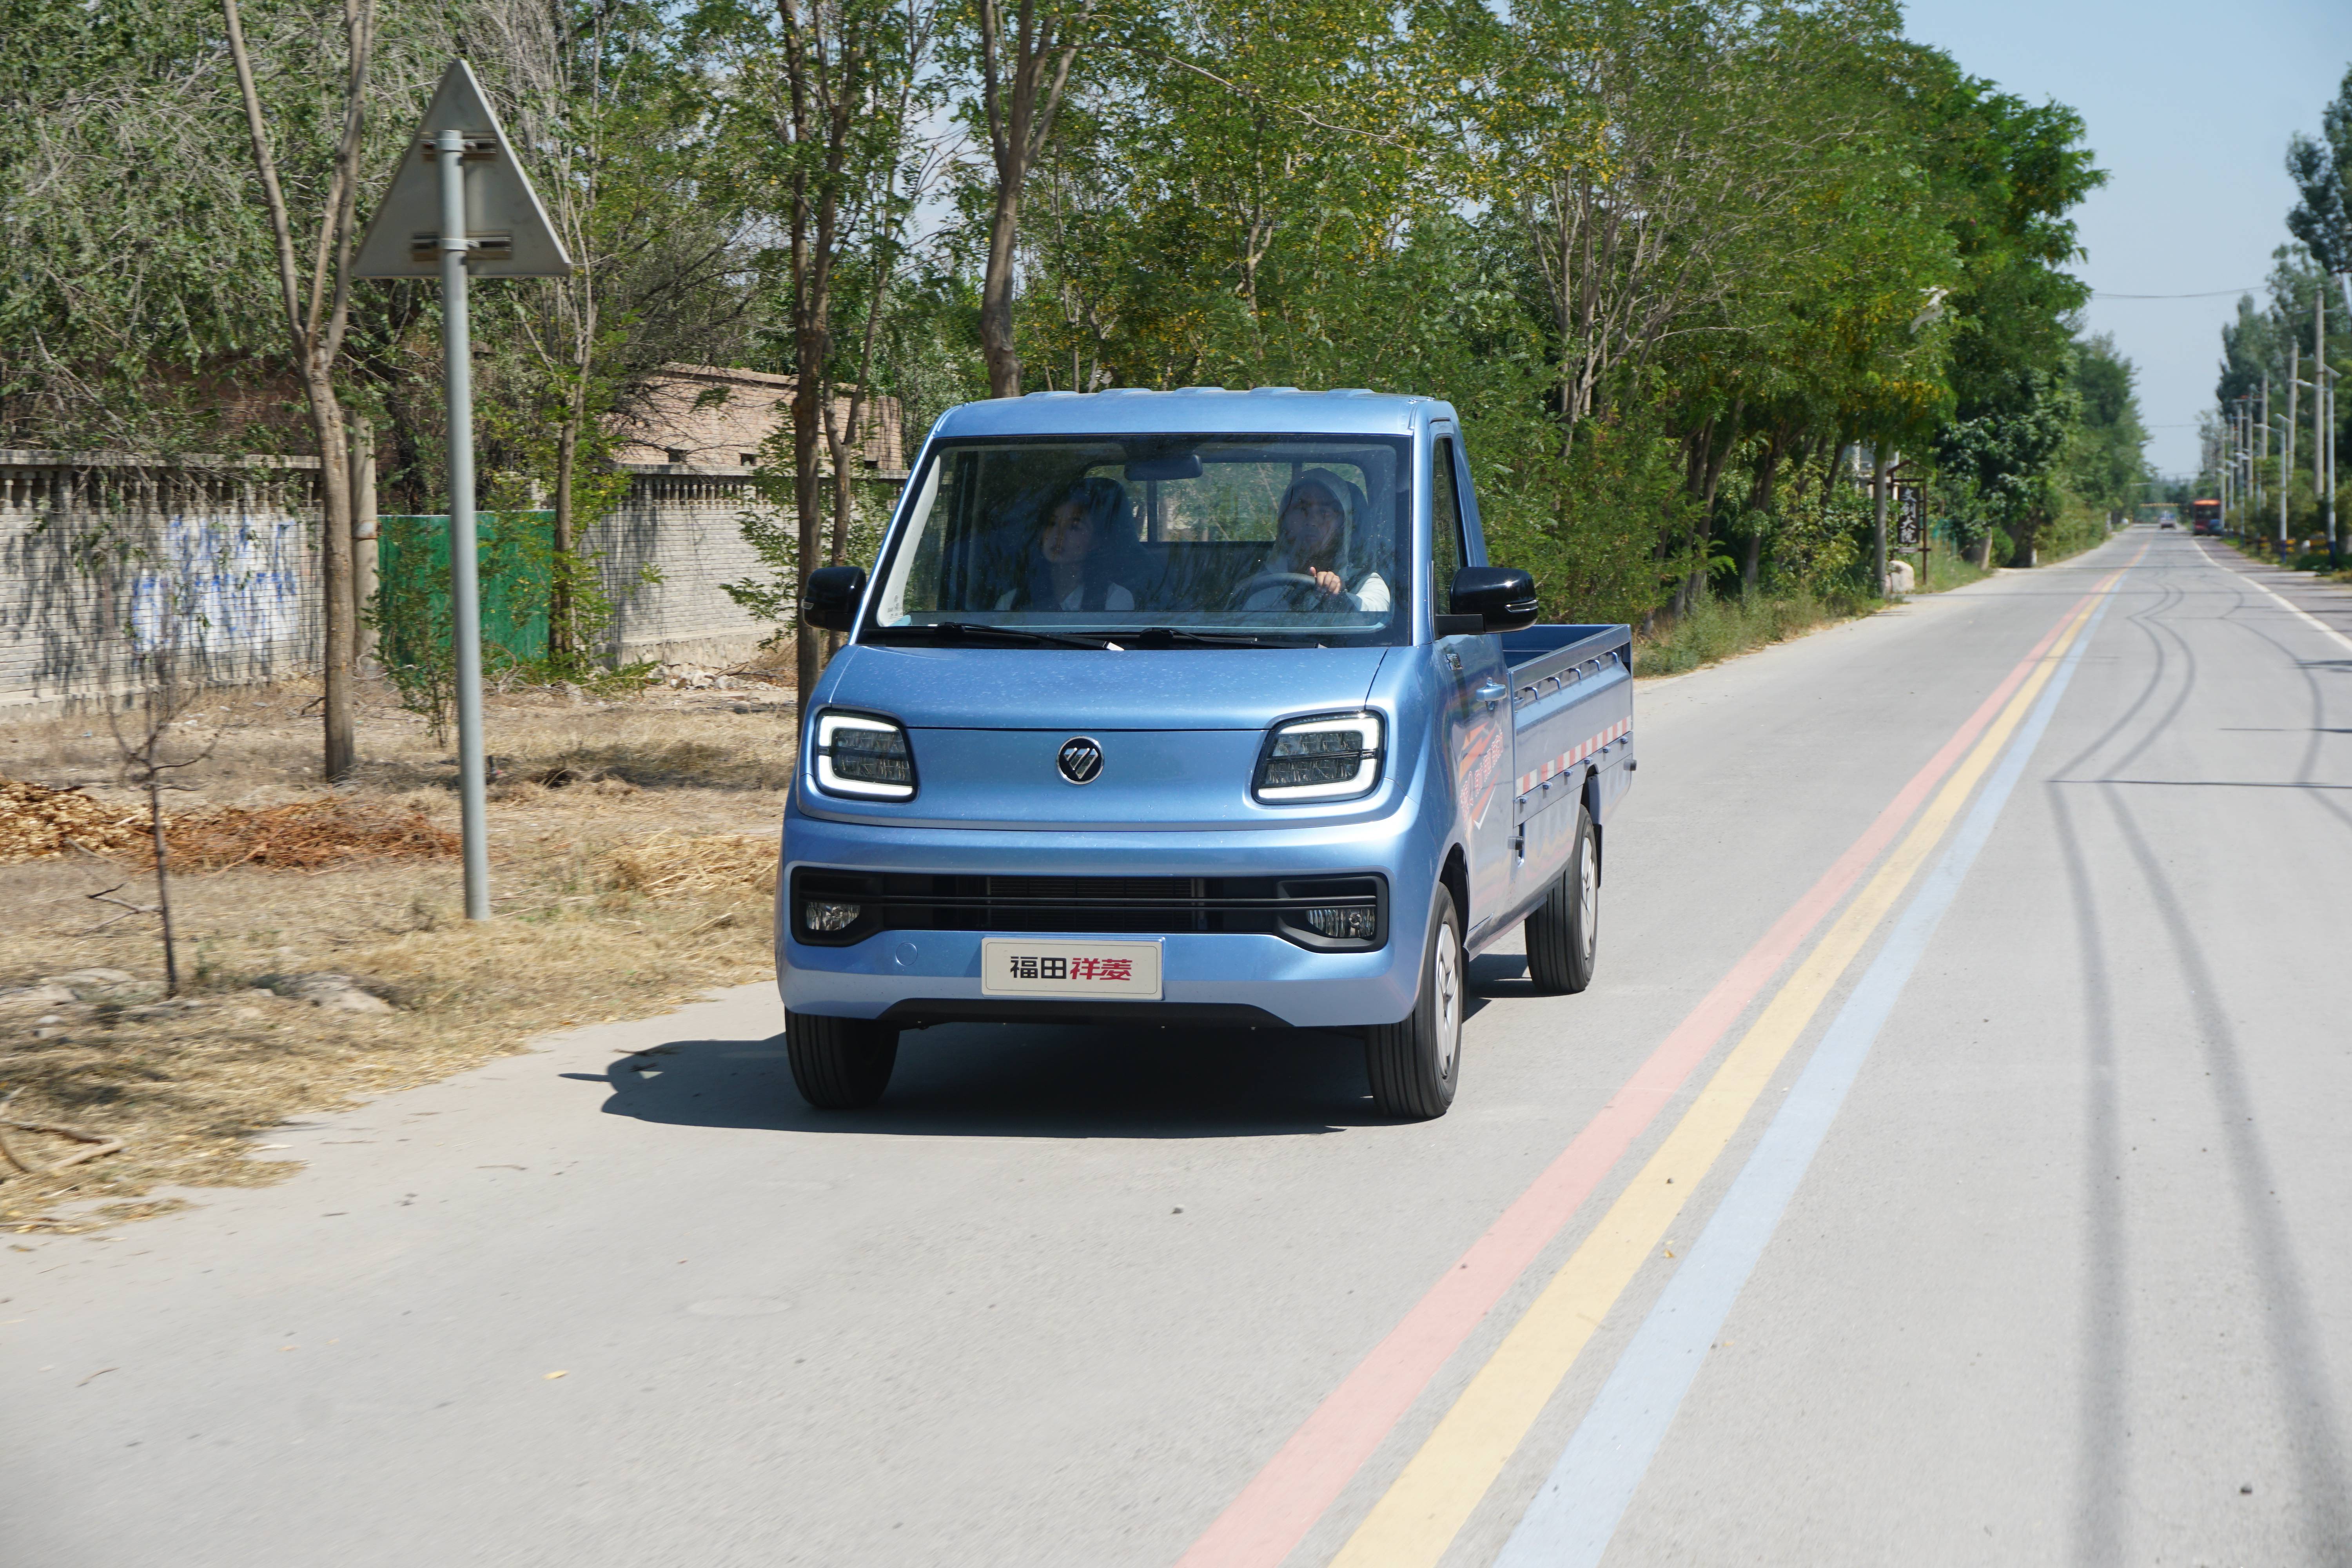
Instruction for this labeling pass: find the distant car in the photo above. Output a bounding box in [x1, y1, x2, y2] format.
[2160, 518, 2177, 529]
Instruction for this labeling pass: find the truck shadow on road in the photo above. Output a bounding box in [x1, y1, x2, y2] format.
[574, 958, 1534, 1138]
[569, 959, 1524, 1142]
[579, 1024, 1387, 1138]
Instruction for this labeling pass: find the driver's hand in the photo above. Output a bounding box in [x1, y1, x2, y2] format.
[1309, 568, 1345, 597]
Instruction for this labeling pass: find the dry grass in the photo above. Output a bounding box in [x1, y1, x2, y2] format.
[0, 673, 795, 1231]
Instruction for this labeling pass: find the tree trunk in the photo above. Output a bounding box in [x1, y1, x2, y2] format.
[793, 379, 825, 699]
[1741, 430, 1784, 593]
[1869, 448, 1891, 596]
[552, 414, 579, 664]
[349, 415, 378, 666]
[146, 763, 179, 997]
[980, 178, 1024, 397]
[1677, 405, 1740, 616]
[303, 373, 356, 781]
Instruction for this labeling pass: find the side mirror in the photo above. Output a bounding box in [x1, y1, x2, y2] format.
[1443, 565, 1539, 635]
[803, 565, 868, 633]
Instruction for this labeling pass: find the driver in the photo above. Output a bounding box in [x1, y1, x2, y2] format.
[1241, 470, 1390, 612]
[996, 477, 1140, 612]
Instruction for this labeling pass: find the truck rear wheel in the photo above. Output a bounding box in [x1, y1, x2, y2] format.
[785, 1011, 899, 1109]
[1365, 893, 1463, 1120]
[1525, 803, 1598, 995]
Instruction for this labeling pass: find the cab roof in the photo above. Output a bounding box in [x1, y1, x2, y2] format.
[927, 387, 1451, 441]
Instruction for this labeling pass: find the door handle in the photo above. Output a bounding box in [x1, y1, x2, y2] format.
[1475, 679, 1508, 708]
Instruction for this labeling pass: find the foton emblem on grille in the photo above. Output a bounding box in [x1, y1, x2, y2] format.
[1057, 737, 1103, 784]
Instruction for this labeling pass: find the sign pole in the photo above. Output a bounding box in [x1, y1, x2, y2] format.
[353, 57, 572, 925]
[437, 126, 490, 920]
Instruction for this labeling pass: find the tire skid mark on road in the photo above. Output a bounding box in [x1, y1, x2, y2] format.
[2094, 804, 2352, 1558]
[1170, 578, 2119, 1568]
[2195, 544, 2352, 839]
[2050, 538, 2340, 1563]
[1487, 549, 2140, 1568]
[2048, 782, 2132, 1566]
[2042, 545, 2186, 1567]
[2105, 568, 2195, 778]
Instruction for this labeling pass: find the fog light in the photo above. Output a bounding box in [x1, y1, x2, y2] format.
[804, 901, 862, 933]
[1304, 906, 1377, 940]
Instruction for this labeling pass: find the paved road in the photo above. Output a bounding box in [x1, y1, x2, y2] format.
[8, 528, 2349, 1567]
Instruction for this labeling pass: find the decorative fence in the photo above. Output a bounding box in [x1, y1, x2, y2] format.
[376, 512, 556, 668]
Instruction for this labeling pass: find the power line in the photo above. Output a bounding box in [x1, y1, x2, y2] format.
[2090, 286, 2265, 299]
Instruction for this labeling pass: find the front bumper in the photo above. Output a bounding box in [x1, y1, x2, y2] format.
[775, 801, 1436, 1029]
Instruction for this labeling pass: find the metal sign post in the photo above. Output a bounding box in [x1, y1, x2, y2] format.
[354, 60, 571, 919]
[436, 127, 488, 918]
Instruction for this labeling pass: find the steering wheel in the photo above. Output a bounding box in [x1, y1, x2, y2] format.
[1229, 571, 1331, 610]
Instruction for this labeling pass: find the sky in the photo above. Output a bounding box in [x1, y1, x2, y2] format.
[1898, 0, 2352, 478]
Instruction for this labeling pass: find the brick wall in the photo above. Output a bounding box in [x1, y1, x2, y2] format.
[0, 452, 321, 713]
[0, 451, 910, 707]
[589, 463, 909, 668]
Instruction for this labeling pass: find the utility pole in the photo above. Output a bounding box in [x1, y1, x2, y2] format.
[2285, 338, 2298, 554]
[2321, 287, 2337, 567]
[2220, 402, 2231, 529]
[2258, 374, 2269, 532]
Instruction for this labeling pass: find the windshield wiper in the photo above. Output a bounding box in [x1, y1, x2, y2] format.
[1130, 626, 1271, 648]
[884, 621, 1114, 650]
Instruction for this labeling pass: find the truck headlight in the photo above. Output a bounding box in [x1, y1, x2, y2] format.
[812, 710, 916, 799]
[1254, 711, 1384, 802]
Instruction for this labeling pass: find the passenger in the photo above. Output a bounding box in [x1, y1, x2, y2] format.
[1241, 470, 1391, 612]
[996, 477, 1140, 612]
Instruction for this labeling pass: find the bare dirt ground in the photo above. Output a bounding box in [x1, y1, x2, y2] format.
[0, 670, 797, 1231]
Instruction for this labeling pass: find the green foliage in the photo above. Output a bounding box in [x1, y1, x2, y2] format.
[1635, 582, 1871, 678]
[2286, 65, 2352, 274]
[0, 0, 457, 449]
[13, 0, 2126, 653]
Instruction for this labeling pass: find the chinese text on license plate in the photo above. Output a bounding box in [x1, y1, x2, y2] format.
[981, 938, 1163, 1000]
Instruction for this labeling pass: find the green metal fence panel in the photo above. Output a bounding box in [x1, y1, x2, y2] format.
[375, 512, 555, 669]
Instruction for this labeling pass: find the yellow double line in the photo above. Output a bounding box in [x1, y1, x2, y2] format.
[1328, 574, 2123, 1568]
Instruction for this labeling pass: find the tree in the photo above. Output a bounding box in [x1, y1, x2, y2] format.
[701, 0, 940, 695]
[2064, 331, 2149, 519]
[220, 0, 377, 780]
[2286, 64, 2351, 292]
[474, 0, 753, 669]
[964, 0, 1105, 396]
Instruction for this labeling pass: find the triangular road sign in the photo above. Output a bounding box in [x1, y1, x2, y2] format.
[352, 59, 572, 278]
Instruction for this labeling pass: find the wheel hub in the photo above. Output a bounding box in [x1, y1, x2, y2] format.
[1434, 921, 1461, 1076]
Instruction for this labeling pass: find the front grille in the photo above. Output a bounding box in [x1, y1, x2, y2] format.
[791, 869, 1385, 951]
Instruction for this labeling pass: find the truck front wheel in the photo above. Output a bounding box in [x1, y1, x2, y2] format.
[785, 1011, 899, 1109]
[1525, 803, 1598, 995]
[1364, 893, 1463, 1120]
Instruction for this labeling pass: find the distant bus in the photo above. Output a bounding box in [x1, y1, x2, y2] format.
[2190, 499, 2221, 536]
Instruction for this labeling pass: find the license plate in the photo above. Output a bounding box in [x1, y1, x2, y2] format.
[980, 938, 1163, 1000]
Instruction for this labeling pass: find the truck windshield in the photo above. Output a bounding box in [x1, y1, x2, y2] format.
[866, 435, 1413, 645]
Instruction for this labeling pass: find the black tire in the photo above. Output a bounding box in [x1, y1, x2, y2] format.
[785, 1010, 899, 1109]
[1525, 802, 1598, 995]
[1365, 893, 1465, 1120]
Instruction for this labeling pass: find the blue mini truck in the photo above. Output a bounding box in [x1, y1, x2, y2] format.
[777, 388, 1633, 1118]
